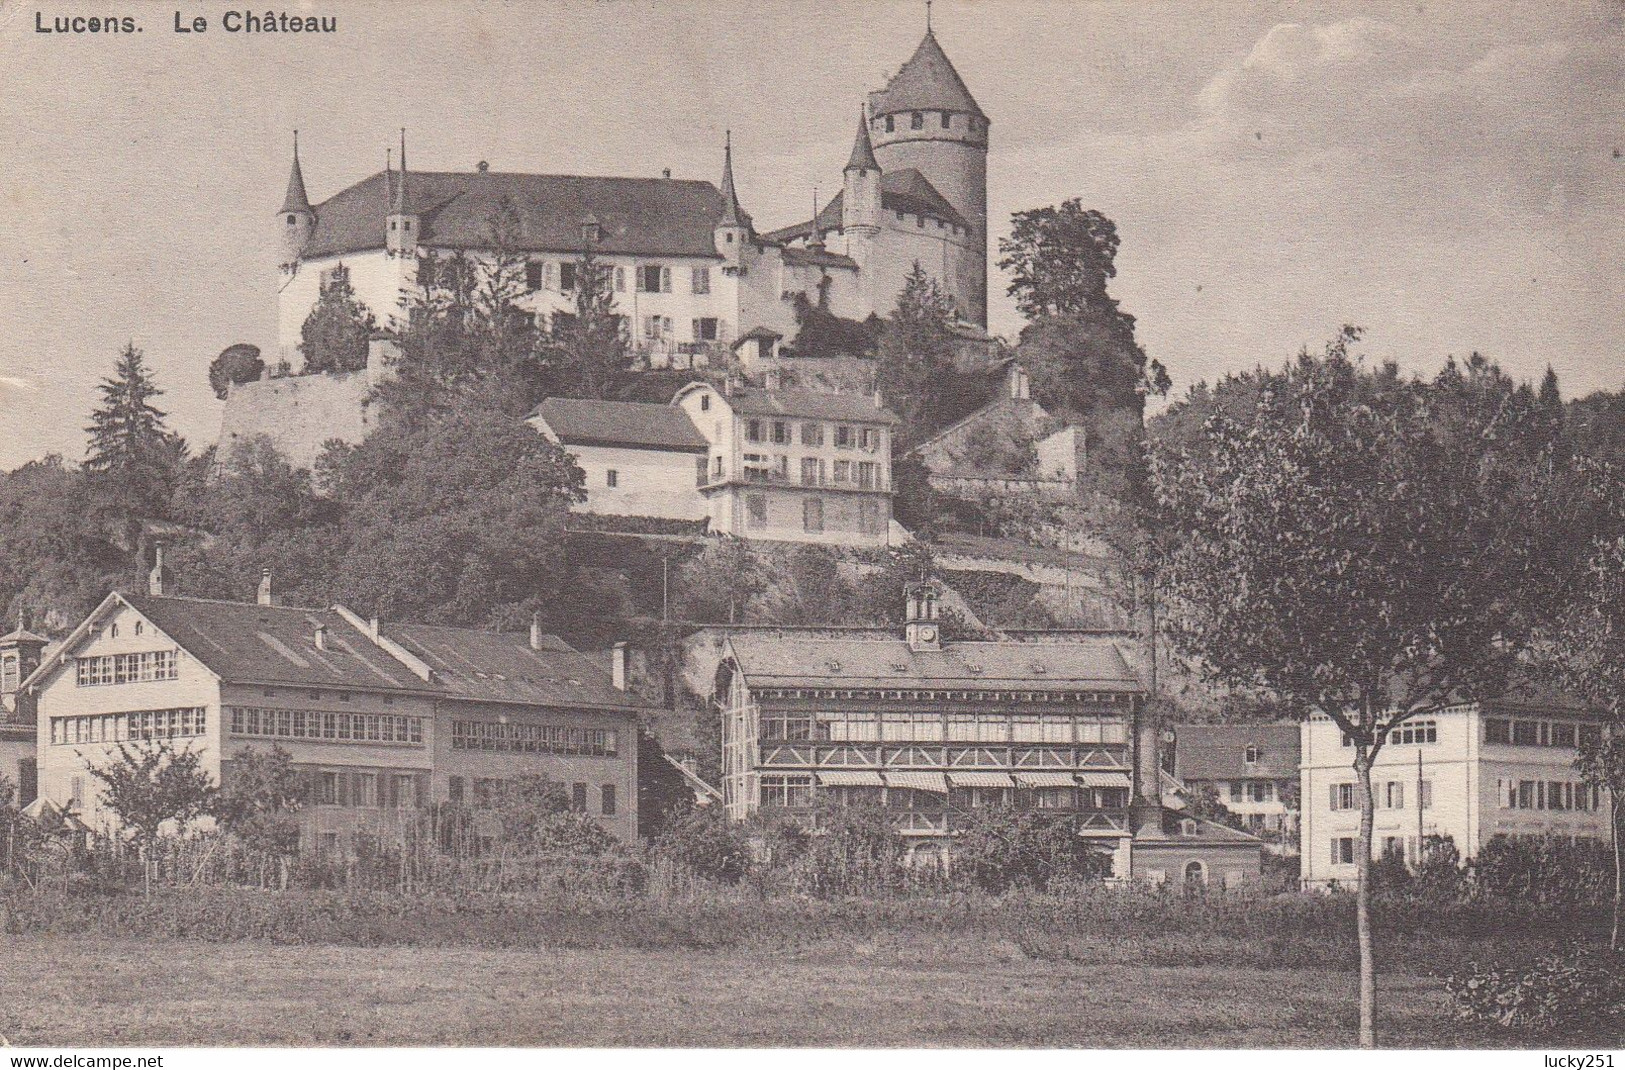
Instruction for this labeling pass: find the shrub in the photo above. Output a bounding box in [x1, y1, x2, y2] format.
[952, 806, 1111, 893]
[1473, 835, 1614, 907]
[653, 806, 750, 884]
[1447, 946, 1625, 1035]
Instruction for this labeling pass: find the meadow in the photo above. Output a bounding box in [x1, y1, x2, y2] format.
[0, 884, 1616, 1047]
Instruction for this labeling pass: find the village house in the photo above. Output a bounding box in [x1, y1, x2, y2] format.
[527, 396, 711, 523]
[714, 580, 1262, 883]
[1170, 722, 1301, 842]
[674, 377, 899, 546]
[1299, 691, 1615, 886]
[22, 569, 650, 847]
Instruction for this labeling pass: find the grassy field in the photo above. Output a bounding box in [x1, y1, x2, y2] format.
[0, 933, 1516, 1048]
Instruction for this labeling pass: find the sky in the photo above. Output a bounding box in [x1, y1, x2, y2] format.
[0, 0, 1620, 469]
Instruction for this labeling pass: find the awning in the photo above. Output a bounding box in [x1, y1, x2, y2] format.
[947, 771, 1017, 788]
[1076, 771, 1133, 789]
[817, 769, 884, 787]
[884, 771, 949, 793]
[1013, 771, 1078, 788]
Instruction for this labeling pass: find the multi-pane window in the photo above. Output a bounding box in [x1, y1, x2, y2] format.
[354, 772, 378, 808]
[859, 427, 879, 452]
[746, 419, 764, 443]
[1512, 720, 1540, 746]
[910, 111, 924, 130]
[1332, 837, 1356, 865]
[800, 422, 824, 446]
[759, 774, 813, 808]
[228, 707, 423, 746]
[50, 707, 206, 745]
[1419, 779, 1434, 809]
[832, 460, 852, 484]
[524, 261, 543, 291]
[606, 469, 619, 488]
[857, 462, 880, 489]
[1390, 720, 1437, 745]
[75, 650, 178, 686]
[1500, 778, 1598, 811]
[1383, 781, 1405, 809]
[449, 720, 619, 757]
[835, 426, 853, 449]
[558, 262, 577, 291]
[771, 421, 790, 445]
[691, 267, 710, 294]
[800, 458, 823, 486]
[638, 265, 671, 293]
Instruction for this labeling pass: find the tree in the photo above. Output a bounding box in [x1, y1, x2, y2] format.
[213, 745, 306, 870]
[637, 729, 695, 838]
[1150, 330, 1596, 1046]
[673, 537, 767, 623]
[85, 739, 217, 850]
[549, 248, 633, 399]
[208, 343, 265, 399]
[83, 342, 185, 518]
[952, 805, 1111, 892]
[1182, 783, 1245, 831]
[875, 263, 961, 445]
[299, 264, 377, 375]
[1544, 533, 1625, 950]
[999, 200, 1169, 413]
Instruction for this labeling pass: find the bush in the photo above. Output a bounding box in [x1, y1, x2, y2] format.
[1447, 946, 1625, 1036]
[1472, 835, 1614, 907]
[653, 806, 750, 884]
[952, 806, 1111, 893]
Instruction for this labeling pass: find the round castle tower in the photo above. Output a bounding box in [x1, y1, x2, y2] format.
[867, 28, 989, 324]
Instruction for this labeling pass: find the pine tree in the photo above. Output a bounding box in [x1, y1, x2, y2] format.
[875, 262, 959, 445]
[550, 248, 631, 399]
[299, 263, 377, 375]
[83, 342, 183, 515]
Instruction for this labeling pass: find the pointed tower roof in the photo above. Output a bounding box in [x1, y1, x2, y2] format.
[391, 128, 413, 214]
[869, 30, 984, 119]
[718, 131, 751, 229]
[845, 107, 881, 172]
[280, 131, 313, 215]
[0, 608, 46, 648]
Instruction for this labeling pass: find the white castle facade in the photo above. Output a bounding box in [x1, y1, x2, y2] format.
[273, 28, 989, 372]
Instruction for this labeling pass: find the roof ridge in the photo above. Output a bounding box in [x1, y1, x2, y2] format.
[124, 591, 332, 614]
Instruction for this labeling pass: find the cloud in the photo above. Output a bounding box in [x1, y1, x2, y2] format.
[0, 375, 37, 392]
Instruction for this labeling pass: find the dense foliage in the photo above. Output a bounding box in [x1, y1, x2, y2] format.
[298, 263, 377, 375]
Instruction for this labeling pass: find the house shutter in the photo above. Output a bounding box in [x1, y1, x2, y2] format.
[337, 769, 350, 807]
[383, 769, 398, 809]
[306, 768, 322, 804]
[661, 267, 672, 293]
[1328, 783, 1338, 811]
[416, 772, 430, 809]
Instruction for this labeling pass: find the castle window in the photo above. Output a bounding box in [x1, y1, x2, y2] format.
[524, 261, 543, 291]
[606, 469, 618, 488]
[692, 267, 711, 295]
[559, 262, 577, 291]
[614, 267, 626, 292]
[403, 221, 411, 232]
[725, 233, 734, 244]
[389, 221, 397, 231]
[941, 112, 951, 129]
[287, 214, 297, 225]
[885, 115, 895, 132]
[910, 111, 923, 130]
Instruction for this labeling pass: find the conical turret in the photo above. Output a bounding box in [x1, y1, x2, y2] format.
[714, 131, 751, 262]
[386, 128, 419, 256]
[845, 107, 881, 175]
[842, 106, 882, 237]
[277, 130, 315, 273]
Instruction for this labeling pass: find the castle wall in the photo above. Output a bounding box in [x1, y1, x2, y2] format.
[218, 370, 374, 470]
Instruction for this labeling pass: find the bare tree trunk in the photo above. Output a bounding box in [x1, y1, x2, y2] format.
[1355, 750, 1377, 1048]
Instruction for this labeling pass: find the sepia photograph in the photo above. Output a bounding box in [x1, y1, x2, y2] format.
[0, 0, 1622, 1054]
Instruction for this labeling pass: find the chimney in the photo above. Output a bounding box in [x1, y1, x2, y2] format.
[313, 623, 328, 651]
[147, 544, 166, 597]
[529, 612, 543, 651]
[661, 168, 672, 180]
[257, 569, 275, 607]
[612, 641, 628, 691]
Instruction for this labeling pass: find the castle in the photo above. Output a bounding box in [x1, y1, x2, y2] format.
[272, 25, 989, 373]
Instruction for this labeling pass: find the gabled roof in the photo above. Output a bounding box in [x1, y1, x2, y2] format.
[761, 169, 969, 243]
[121, 593, 431, 692]
[379, 621, 645, 713]
[869, 30, 985, 120]
[714, 384, 899, 426]
[1173, 723, 1301, 782]
[300, 170, 728, 261]
[529, 397, 708, 453]
[724, 634, 1142, 692]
